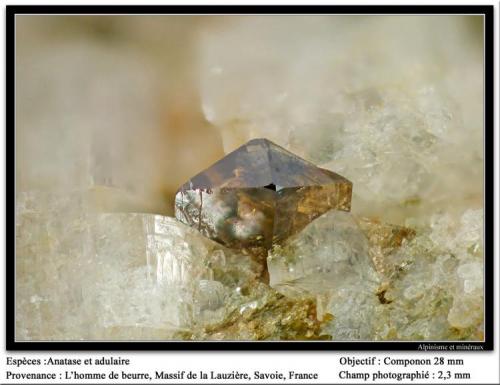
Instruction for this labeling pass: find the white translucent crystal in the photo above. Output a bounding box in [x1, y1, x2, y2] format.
[268, 210, 378, 290]
[376, 209, 484, 340]
[267, 208, 484, 340]
[268, 210, 381, 339]
[15, 191, 256, 340]
[446, 211, 484, 330]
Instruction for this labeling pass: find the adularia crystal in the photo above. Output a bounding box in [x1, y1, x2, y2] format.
[174, 138, 352, 277]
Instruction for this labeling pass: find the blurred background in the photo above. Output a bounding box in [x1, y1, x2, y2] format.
[16, 15, 484, 225]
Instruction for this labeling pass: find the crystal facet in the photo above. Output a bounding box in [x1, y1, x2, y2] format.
[174, 138, 352, 276]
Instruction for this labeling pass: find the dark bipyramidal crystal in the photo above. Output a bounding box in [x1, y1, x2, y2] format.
[174, 138, 352, 279]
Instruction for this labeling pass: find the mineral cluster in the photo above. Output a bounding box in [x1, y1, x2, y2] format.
[15, 16, 484, 342]
[16, 141, 484, 341]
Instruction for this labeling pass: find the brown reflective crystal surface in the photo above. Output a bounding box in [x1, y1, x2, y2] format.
[174, 138, 352, 278]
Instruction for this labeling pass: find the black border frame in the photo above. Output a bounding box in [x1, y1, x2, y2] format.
[5, 5, 494, 351]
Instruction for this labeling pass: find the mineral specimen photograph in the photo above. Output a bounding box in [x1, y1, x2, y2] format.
[13, 12, 486, 343]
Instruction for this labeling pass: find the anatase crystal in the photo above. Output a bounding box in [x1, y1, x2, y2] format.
[174, 138, 352, 278]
